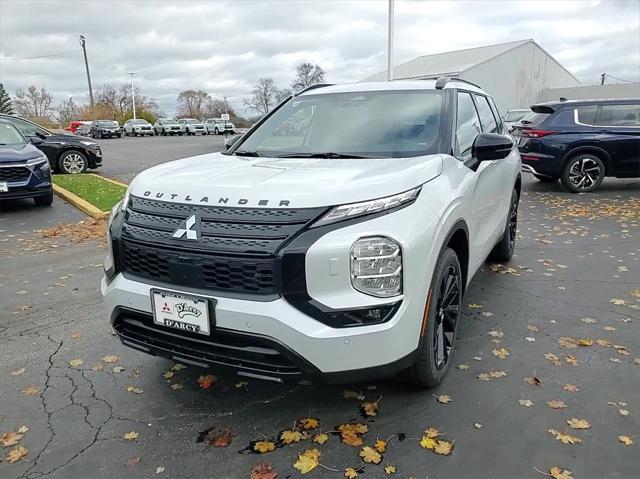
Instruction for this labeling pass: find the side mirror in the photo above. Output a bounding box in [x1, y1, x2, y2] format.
[472, 133, 513, 162]
[225, 134, 243, 150]
[35, 131, 48, 140]
[28, 136, 43, 145]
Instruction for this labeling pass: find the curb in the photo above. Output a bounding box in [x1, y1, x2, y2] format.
[52, 183, 109, 220]
[88, 173, 129, 187]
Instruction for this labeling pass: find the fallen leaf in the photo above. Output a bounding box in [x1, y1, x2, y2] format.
[23, 385, 39, 396]
[294, 448, 321, 474]
[547, 400, 567, 409]
[618, 435, 633, 446]
[564, 384, 579, 393]
[170, 383, 183, 391]
[254, 441, 276, 453]
[211, 428, 232, 447]
[68, 358, 84, 368]
[91, 364, 104, 372]
[474, 422, 483, 429]
[578, 338, 593, 346]
[197, 374, 217, 389]
[359, 446, 382, 464]
[101, 355, 120, 363]
[435, 394, 453, 404]
[564, 355, 579, 367]
[338, 423, 368, 447]
[344, 468, 359, 479]
[126, 456, 141, 467]
[527, 324, 539, 332]
[112, 366, 125, 373]
[492, 347, 510, 359]
[125, 385, 144, 394]
[342, 390, 365, 400]
[374, 439, 387, 453]
[549, 466, 574, 479]
[558, 337, 578, 349]
[361, 398, 380, 417]
[420, 436, 437, 450]
[280, 430, 304, 445]
[71, 332, 82, 339]
[619, 409, 630, 416]
[433, 439, 454, 455]
[10, 368, 25, 376]
[384, 463, 396, 475]
[4, 446, 28, 463]
[171, 363, 187, 371]
[567, 418, 591, 429]
[456, 363, 470, 370]
[123, 431, 139, 441]
[488, 329, 504, 338]
[16, 426, 28, 434]
[519, 399, 534, 407]
[580, 317, 596, 324]
[250, 461, 277, 479]
[545, 353, 561, 366]
[425, 427, 441, 438]
[162, 371, 174, 380]
[156, 466, 165, 474]
[548, 428, 582, 445]
[1, 431, 23, 447]
[235, 381, 249, 388]
[313, 433, 328, 445]
[468, 303, 483, 309]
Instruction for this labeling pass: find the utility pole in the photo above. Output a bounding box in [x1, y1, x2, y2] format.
[387, 0, 395, 81]
[79, 35, 95, 117]
[128, 72, 136, 119]
[600, 73, 606, 85]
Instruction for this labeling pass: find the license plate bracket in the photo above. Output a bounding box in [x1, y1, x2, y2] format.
[151, 289, 215, 336]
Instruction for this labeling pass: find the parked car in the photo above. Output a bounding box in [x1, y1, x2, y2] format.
[154, 118, 182, 136]
[204, 118, 235, 135]
[123, 119, 154, 137]
[0, 120, 53, 206]
[103, 78, 521, 387]
[177, 118, 206, 135]
[502, 109, 530, 132]
[514, 98, 640, 192]
[0, 113, 102, 174]
[91, 120, 122, 139]
[76, 123, 92, 137]
[66, 120, 92, 135]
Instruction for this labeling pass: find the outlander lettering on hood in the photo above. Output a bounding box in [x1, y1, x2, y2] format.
[142, 190, 291, 207]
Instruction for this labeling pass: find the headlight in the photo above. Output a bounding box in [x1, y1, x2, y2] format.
[314, 187, 420, 227]
[79, 140, 97, 146]
[351, 236, 402, 297]
[103, 229, 114, 276]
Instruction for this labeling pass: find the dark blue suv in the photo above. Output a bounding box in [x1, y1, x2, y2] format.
[514, 98, 640, 192]
[0, 120, 53, 207]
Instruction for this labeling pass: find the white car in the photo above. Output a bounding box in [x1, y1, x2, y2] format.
[102, 79, 521, 387]
[123, 119, 154, 137]
[204, 118, 235, 135]
[154, 118, 182, 136]
[177, 118, 206, 135]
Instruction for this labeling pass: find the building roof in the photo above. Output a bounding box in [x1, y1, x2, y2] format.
[363, 39, 573, 82]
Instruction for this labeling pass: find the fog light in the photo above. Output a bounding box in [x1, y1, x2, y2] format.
[351, 236, 402, 297]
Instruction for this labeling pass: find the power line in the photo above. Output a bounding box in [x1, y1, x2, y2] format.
[604, 74, 638, 84]
[0, 50, 81, 61]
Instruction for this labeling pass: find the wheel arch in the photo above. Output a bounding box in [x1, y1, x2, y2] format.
[443, 220, 469, 291]
[561, 146, 612, 174]
[56, 147, 87, 170]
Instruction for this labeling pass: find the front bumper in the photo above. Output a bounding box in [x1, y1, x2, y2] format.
[0, 161, 52, 199]
[86, 145, 103, 168]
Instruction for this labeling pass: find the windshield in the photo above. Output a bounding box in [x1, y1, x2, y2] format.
[504, 110, 529, 122]
[236, 90, 445, 158]
[0, 122, 26, 145]
[97, 121, 116, 126]
[132, 119, 148, 124]
[186, 119, 199, 124]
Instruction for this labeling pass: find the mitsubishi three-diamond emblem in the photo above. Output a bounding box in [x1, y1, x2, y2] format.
[173, 214, 199, 240]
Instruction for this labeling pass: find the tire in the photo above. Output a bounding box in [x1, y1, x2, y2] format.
[561, 153, 605, 193]
[162, 129, 166, 136]
[403, 247, 463, 388]
[58, 150, 88, 174]
[490, 188, 519, 262]
[533, 174, 558, 183]
[117, 134, 122, 138]
[214, 128, 219, 135]
[34, 190, 54, 207]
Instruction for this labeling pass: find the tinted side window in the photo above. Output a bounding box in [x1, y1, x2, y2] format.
[487, 97, 504, 133]
[456, 92, 482, 160]
[8, 117, 48, 137]
[575, 105, 597, 125]
[474, 94, 498, 133]
[596, 104, 640, 126]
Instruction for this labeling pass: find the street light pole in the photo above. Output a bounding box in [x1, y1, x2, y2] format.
[128, 72, 136, 119]
[387, 0, 395, 82]
[79, 35, 95, 117]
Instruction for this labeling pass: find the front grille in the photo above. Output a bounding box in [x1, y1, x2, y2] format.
[119, 196, 326, 295]
[113, 311, 306, 377]
[0, 167, 31, 182]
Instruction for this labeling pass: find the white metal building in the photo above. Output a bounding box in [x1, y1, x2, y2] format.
[362, 39, 580, 113]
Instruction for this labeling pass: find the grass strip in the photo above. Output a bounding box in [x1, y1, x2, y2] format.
[52, 174, 126, 212]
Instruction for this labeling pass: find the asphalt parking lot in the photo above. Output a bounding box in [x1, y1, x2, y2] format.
[0, 145, 639, 478]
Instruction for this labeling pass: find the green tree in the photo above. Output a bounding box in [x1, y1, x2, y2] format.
[0, 83, 13, 114]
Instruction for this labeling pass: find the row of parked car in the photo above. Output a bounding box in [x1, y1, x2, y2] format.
[80, 117, 236, 139]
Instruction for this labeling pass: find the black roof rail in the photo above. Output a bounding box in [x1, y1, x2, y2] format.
[294, 83, 334, 96]
[433, 76, 482, 90]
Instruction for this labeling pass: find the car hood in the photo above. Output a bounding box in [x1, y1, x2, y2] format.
[0, 143, 45, 163]
[47, 133, 97, 145]
[129, 152, 443, 208]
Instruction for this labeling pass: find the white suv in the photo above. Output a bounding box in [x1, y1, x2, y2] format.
[102, 79, 521, 387]
[204, 118, 235, 135]
[177, 118, 206, 135]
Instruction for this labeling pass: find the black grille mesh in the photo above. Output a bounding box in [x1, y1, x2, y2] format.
[0, 167, 30, 182]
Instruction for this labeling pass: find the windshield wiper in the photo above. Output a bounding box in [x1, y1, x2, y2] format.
[234, 150, 263, 157]
[275, 152, 369, 159]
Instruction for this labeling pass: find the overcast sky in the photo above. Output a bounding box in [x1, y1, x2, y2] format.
[1, 0, 638, 116]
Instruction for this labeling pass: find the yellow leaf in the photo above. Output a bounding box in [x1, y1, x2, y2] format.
[619, 408, 630, 416]
[344, 468, 359, 479]
[419, 436, 437, 450]
[253, 441, 276, 453]
[112, 366, 125, 373]
[163, 371, 174, 380]
[544, 353, 561, 365]
[313, 433, 328, 445]
[359, 446, 382, 464]
[280, 429, 304, 444]
[123, 431, 139, 441]
[384, 463, 397, 474]
[433, 439, 454, 456]
[492, 348, 510, 359]
[374, 439, 387, 453]
[101, 355, 120, 363]
[549, 466, 574, 479]
[125, 385, 144, 394]
[342, 390, 365, 400]
[435, 394, 453, 404]
[519, 399, 534, 407]
[457, 363, 470, 370]
[548, 429, 581, 445]
[68, 358, 84, 368]
[156, 466, 165, 474]
[424, 427, 441, 438]
[299, 418, 319, 430]
[547, 400, 567, 409]
[567, 418, 591, 429]
[1, 431, 24, 447]
[618, 435, 633, 446]
[361, 398, 380, 417]
[563, 384, 579, 393]
[338, 423, 368, 447]
[294, 448, 321, 474]
[4, 446, 28, 463]
[23, 385, 39, 396]
[577, 338, 593, 346]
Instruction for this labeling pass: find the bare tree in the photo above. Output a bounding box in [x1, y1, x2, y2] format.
[13, 85, 55, 119]
[176, 89, 210, 118]
[291, 63, 325, 92]
[275, 87, 292, 103]
[243, 78, 278, 116]
[55, 97, 80, 124]
[92, 83, 160, 122]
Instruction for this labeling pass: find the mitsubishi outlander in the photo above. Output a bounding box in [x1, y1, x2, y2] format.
[102, 79, 521, 387]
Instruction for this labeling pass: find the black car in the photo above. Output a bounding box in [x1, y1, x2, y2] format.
[514, 98, 640, 192]
[0, 120, 53, 207]
[91, 120, 121, 139]
[0, 114, 103, 174]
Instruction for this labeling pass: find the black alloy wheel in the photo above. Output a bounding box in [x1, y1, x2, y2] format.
[432, 263, 461, 370]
